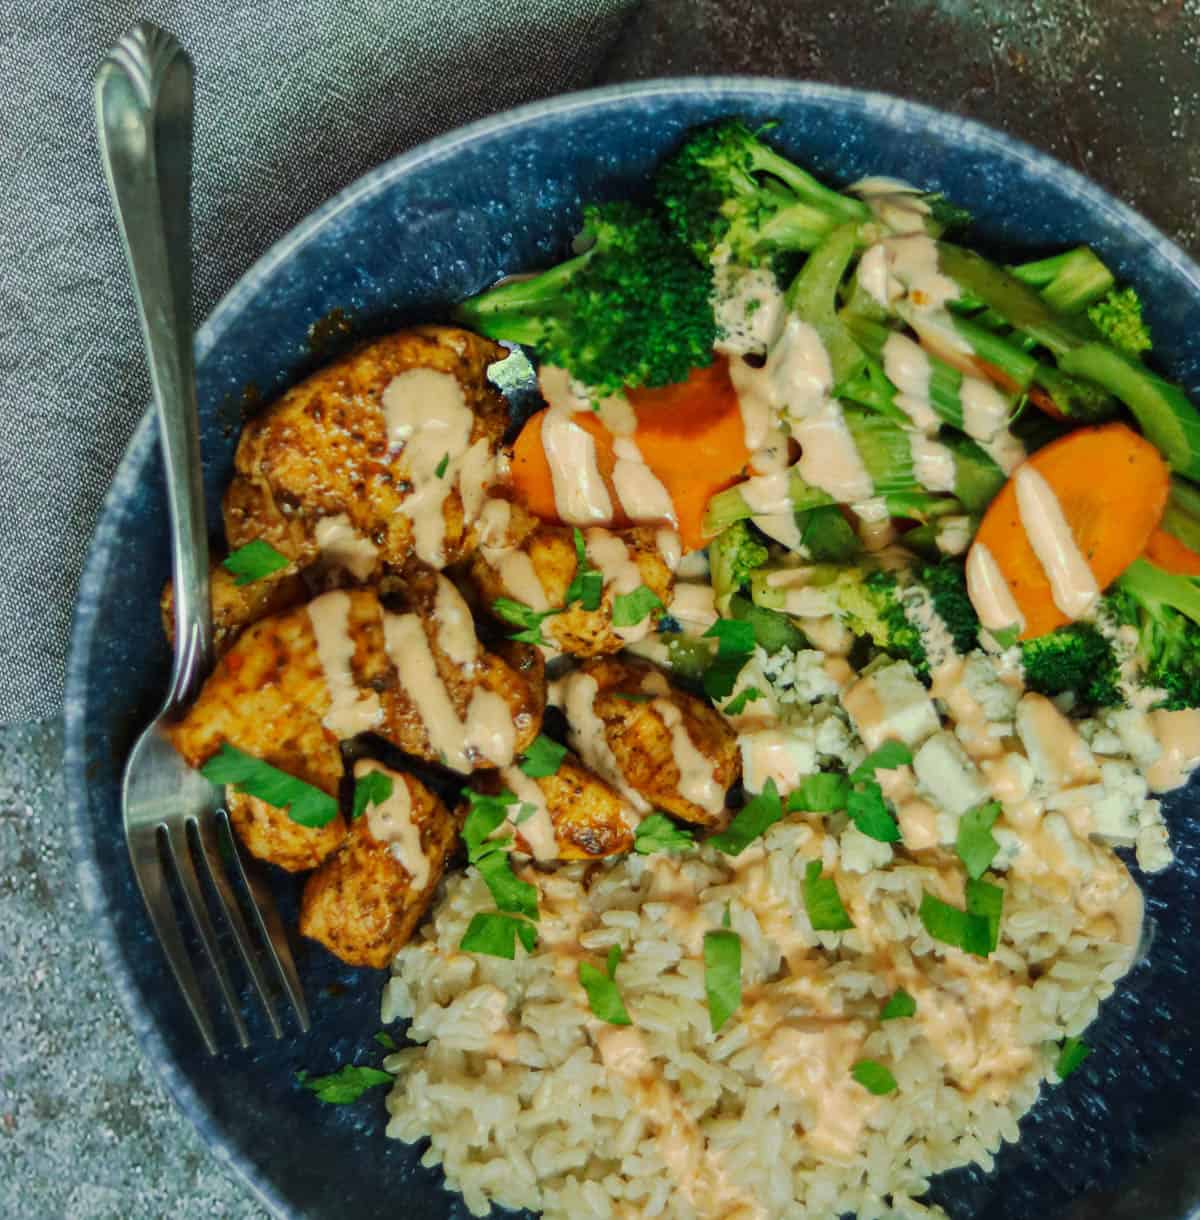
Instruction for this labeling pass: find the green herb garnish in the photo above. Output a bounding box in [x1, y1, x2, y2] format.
[723, 686, 762, 716]
[461, 789, 540, 920]
[846, 780, 901, 843]
[918, 888, 999, 958]
[851, 740, 913, 782]
[633, 813, 696, 855]
[434, 453, 450, 479]
[519, 734, 567, 778]
[460, 911, 537, 958]
[298, 1064, 393, 1104]
[579, 944, 631, 1025]
[707, 778, 783, 856]
[803, 859, 854, 932]
[1054, 1036, 1091, 1080]
[703, 928, 742, 1032]
[965, 877, 1003, 954]
[221, 539, 290, 587]
[786, 773, 851, 813]
[612, 585, 664, 627]
[851, 1059, 898, 1095]
[492, 597, 560, 646]
[373, 1031, 398, 1051]
[880, 989, 916, 1021]
[702, 619, 757, 656]
[201, 744, 339, 828]
[956, 801, 1002, 880]
[565, 527, 603, 611]
[351, 770, 394, 820]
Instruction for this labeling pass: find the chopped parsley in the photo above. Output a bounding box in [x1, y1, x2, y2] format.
[434, 453, 450, 479]
[722, 686, 762, 716]
[460, 911, 537, 958]
[492, 597, 560, 646]
[956, 801, 1002, 880]
[373, 1030, 398, 1051]
[579, 945, 631, 1025]
[803, 859, 853, 932]
[846, 781, 901, 843]
[786, 773, 850, 813]
[880, 989, 916, 1021]
[634, 813, 696, 855]
[221, 538, 290, 586]
[351, 769, 393, 820]
[297, 1064, 392, 1104]
[707, 778, 783, 856]
[851, 1059, 898, 1095]
[612, 585, 664, 627]
[519, 734, 567, 778]
[201, 744, 339, 828]
[565, 528, 603, 611]
[1054, 1036, 1091, 1080]
[460, 790, 540, 922]
[851, 740, 913, 782]
[918, 882, 1003, 958]
[701, 618, 755, 702]
[703, 927, 742, 1032]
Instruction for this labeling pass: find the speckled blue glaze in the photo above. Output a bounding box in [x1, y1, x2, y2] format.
[64, 79, 1200, 1220]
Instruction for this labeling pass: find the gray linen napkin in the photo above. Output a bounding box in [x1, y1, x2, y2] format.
[0, 0, 635, 723]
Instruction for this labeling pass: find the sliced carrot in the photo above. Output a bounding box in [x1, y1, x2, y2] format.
[1145, 527, 1200, 575]
[508, 359, 749, 551]
[973, 422, 1170, 639]
[626, 358, 749, 550]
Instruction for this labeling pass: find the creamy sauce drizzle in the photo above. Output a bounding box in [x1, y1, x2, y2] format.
[793, 405, 874, 502]
[356, 760, 430, 890]
[306, 591, 383, 737]
[313, 513, 378, 581]
[499, 765, 558, 860]
[381, 368, 477, 567]
[966, 541, 1025, 633]
[910, 434, 957, 492]
[1146, 708, 1200, 792]
[641, 669, 724, 814]
[1014, 465, 1099, 620]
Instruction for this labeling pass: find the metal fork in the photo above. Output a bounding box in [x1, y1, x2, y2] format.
[97, 22, 310, 1053]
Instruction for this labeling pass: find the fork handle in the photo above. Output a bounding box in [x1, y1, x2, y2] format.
[96, 24, 212, 704]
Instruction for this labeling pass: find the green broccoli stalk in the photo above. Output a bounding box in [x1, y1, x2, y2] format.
[1112, 557, 1200, 709]
[935, 243, 1200, 478]
[455, 202, 715, 395]
[1087, 287, 1152, 358]
[1009, 247, 1115, 314]
[783, 222, 866, 386]
[655, 119, 870, 267]
[1020, 623, 1123, 708]
[710, 521, 769, 614]
[1162, 477, 1200, 553]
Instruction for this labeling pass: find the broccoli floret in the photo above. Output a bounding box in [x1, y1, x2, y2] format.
[455, 202, 715, 395]
[833, 568, 929, 675]
[1088, 286, 1152, 358]
[710, 521, 769, 614]
[918, 560, 980, 655]
[1020, 623, 1123, 707]
[1112, 557, 1200, 709]
[654, 119, 868, 266]
[1010, 247, 1115, 314]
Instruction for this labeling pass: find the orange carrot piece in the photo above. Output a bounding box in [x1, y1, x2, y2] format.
[973, 422, 1170, 639]
[508, 359, 749, 552]
[626, 357, 749, 550]
[1145, 527, 1200, 576]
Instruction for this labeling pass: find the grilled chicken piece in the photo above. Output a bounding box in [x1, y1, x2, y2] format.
[168, 581, 545, 800]
[472, 754, 637, 860]
[468, 502, 676, 656]
[557, 657, 739, 827]
[160, 561, 306, 657]
[300, 762, 457, 968]
[225, 788, 346, 873]
[224, 326, 509, 576]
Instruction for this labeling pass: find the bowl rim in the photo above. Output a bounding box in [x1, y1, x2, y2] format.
[61, 74, 1200, 1219]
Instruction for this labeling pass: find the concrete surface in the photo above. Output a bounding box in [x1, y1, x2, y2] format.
[5, 0, 1200, 1216]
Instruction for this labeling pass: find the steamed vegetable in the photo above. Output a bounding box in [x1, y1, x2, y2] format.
[972, 423, 1170, 639]
[456, 202, 716, 395]
[1110, 558, 1200, 709]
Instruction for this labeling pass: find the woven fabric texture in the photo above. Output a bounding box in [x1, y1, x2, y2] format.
[0, 0, 634, 722]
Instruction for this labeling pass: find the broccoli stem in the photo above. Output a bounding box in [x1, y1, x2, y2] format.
[748, 145, 870, 225]
[938, 432, 1006, 512]
[703, 469, 835, 536]
[784, 223, 866, 386]
[842, 406, 917, 495]
[1117, 557, 1200, 625]
[1057, 344, 1200, 480]
[1009, 247, 1115, 314]
[1163, 478, 1200, 552]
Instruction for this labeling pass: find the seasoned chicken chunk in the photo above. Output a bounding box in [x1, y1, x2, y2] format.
[225, 788, 345, 873]
[160, 561, 306, 657]
[468, 501, 676, 656]
[300, 762, 456, 968]
[555, 657, 739, 827]
[168, 581, 545, 798]
[474, 756, 637, 860]
[224, 326, 509, 576]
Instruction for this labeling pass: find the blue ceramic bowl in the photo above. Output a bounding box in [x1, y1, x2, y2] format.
[65, 79, 1200, 1220]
